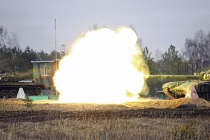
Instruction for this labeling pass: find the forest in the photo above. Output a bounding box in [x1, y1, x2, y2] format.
[0, 25, 64, 73]
[142, 30, 210, 75]
[1, 25, 210, 76]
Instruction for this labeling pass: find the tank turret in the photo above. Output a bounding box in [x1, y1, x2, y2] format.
[148, 71, 210, 100]
[0, 70, 32, 82]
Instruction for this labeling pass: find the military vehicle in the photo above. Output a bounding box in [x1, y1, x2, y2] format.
[149, 71, 210, 100]
[0, 70, 45, 98]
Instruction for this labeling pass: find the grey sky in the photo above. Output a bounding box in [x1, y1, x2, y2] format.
[1, 0, 210, 55]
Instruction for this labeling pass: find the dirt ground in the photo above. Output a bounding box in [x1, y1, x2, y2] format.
[0, 98, 210, 140]
[0, 97, 210, 123]
[2, 97, 209, 109]
[34, 97, 210, 109]
[124, 98, 210, 109]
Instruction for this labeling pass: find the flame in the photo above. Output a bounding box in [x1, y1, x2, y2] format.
[53, 27, 149, 103]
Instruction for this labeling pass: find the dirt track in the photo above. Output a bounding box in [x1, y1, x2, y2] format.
[1, 108, 210, 123]
[0, 98, 210, 123]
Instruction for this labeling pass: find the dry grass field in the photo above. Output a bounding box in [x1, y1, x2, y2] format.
[0, 98, 210, 140]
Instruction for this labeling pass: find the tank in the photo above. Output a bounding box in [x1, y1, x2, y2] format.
[0, 71, 45, 98]
[148, 71, 210, 100]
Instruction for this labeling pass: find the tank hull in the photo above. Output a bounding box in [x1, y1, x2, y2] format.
[162, 81, 210, 100]
[0, 82, 45, 98]
[148, 73, 210, 101]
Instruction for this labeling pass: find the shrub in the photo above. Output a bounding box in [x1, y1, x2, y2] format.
[22, 96, 33, 108]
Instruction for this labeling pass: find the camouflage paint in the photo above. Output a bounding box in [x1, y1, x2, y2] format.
[31, 60, 59, 96]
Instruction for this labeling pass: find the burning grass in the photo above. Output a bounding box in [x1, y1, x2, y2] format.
[0, 98, 210, 139]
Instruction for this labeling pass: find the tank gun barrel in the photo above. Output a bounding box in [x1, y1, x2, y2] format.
[148, 75, 201, 80]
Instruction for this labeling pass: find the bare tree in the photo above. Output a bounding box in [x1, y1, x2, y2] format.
[0, 25, 21, 71]
[185, 30, 210, 71]
[154, 49, 162, 61]
[0, 26, 9, 48]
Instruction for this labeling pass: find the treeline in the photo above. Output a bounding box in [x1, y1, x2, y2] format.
[0, 46, 63, 72]
[0, 25, 63, 73]
[1, 25, 210, 75]
[142, 30, 210, 75]
[142, 30, 210, 96]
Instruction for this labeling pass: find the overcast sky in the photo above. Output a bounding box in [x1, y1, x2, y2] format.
[1, 0, 210, 55]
